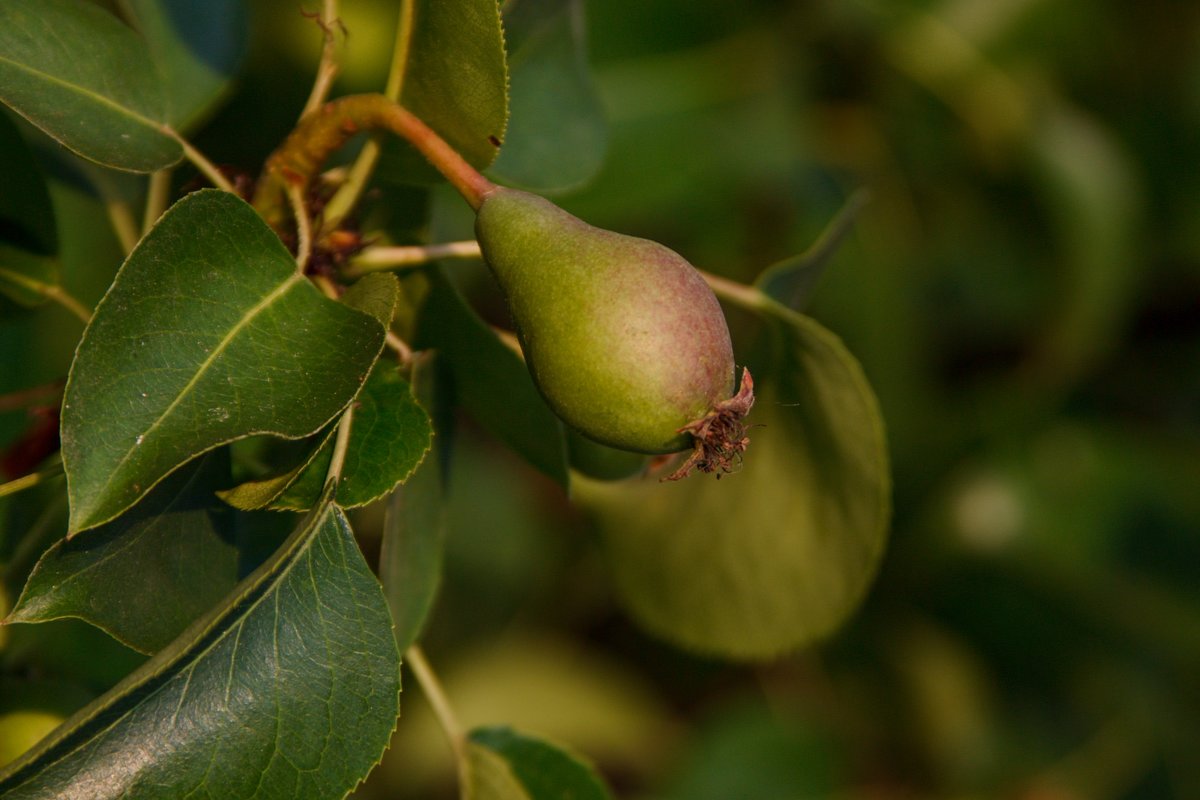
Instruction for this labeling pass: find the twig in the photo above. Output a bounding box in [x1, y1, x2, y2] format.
[385, 330, 414, 365]
[143, 169, 173, 233]
[324, 402, 355, 490]
[404, 645, 469, 791]
[698, 268, 768, 311]
[344, 240, 482, 277]
[321, 0, 416, 233]
[105, 198, 140, 255]
[166, 128, 236, 194]
[286, 183, 313, 271]
[0, 466, 61, 499]
[1, 268, 93, 324]
[42, 285, 93, 325]
[255, 95, 496, 229]
[301, 0, 343, 117]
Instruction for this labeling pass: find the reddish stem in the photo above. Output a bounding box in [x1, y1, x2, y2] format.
[253, 94, 496, 228]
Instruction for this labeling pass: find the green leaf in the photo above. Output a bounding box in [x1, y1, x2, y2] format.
[221, 362, 433, 511]
[62, 190, 387, 533]
[489, 0, 608, 193]
[574, 299, 890, 659]
[0, 0, 182, 172]
[0, 111, 56, 253]
[379, 357, 446, 652]
[117, 0, 248, 131]
[467, 743, 531, 800]
[379, 0, 508, 184]
[467, 726, 613, 800]
[342, 271, 401, 328]
[215, 428, 334, 512]
[6, 454, 291, 655]
[415, 270, 568, 486]
[755, 190, 868, 311]
[0, 244, 59, 308]
[0, 499, 401, 798]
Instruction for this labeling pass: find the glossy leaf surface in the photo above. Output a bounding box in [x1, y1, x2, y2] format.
[0, 0, 181, 171]
[490, 0, 607, 193]
[6, 455, 290, 655]
[576, 300, 890, 659]
[0, 501, 401, 798]
[62, 190, 386, 533]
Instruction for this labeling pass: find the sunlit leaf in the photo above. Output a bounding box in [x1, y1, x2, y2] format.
[489, 0, 608, 193]
[215, 428, 332, 512]
[0, 499, 401, 798]
[0, 0, 182, 172]
[62, 190, 387, 533]
[575, 299, 890, 658]
[467, 742, 530, 800]
[379, 0, 508, 184]
[6, 454, 291, 655]
[118, 0, 248, 130]
[467, 726, 613, 800]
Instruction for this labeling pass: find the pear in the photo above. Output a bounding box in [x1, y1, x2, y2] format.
[475, 187, 753, 477]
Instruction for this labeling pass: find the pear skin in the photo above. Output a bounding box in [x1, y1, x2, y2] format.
[475, 187, 741, 457]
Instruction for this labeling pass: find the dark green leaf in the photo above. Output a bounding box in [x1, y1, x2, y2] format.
[468, 726, 613, 800]
[0, 111, 56, 253]
[575, 299, 890, 659]
[6, 454, 290, 655]
[62, 190, 387, 533]
[215, 428, 333, 512]
[378, 0, 508, 184]
[379, 356, 445, 652]
[489, 0, 608, 193]
[0, 499, 401, 798]
[118, 0, 248, 131]
[415, 269, 568, 486]
[0, 244, 59, 308]
[0, 0, 182, 172]
[342, 271, 401, 328]
[221, 362, 433, 511]
[755, 190, 868, 311]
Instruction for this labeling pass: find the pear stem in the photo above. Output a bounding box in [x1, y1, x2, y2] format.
[253, 94, 496, 229]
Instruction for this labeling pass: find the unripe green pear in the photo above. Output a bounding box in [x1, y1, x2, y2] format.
[475, 187, 753, 476]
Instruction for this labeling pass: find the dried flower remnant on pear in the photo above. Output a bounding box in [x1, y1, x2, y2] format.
[473, 187, 754, 479]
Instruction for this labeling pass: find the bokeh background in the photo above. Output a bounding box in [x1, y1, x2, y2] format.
[4, 0, 1200, 797]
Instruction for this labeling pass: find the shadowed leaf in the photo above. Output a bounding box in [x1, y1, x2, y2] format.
[575, 300, 889, 658]
[0, 499, 401, 798]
